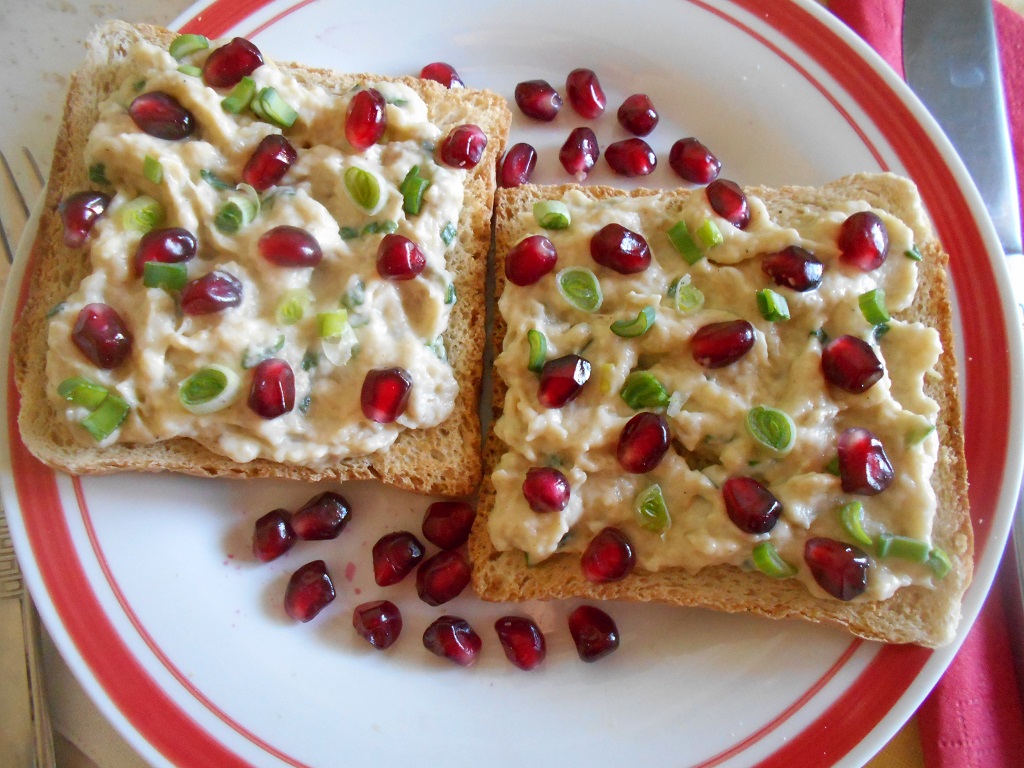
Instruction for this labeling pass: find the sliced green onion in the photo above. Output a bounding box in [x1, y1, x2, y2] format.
[252, 87, 298, 128]
[669, 276, 705, 315]
[89, 163, 109, 186]
[429, 336, 447, 360]
[344, 166, 384, 214]
[342, 279, 365, 310]
[215, 183, 260, 234]
[178, 365, 241, 415]
[611, 306, 656, 338]
[533, 200, 571, 230]
[696, 218, 724, 249]
[838, 501, 874, 548]
[824, 455, 841, 476]
[339, 226, 360, 240]
[46, 302, 67, 318]
[444, 283, 456, 305]
[57, 377, 109, 410]
[859, 288, 890, 325]
[634, 483, 670, 533]
[905, 245, 923, 262]
[320, 324, 358, 366]
[241, 335, 285, 369]
[756, 288, 790, 322]
[526, 329, 547, 372]
[80, 393, 130, 441]
[667, 220, 703, 265]
[301, 350, 320, 371]
[873, 323, 890, 340]
[556, 267, 603, 312]
[132, 79, 147, 92]
[752, 541, 798, 578]
[620, 371, 670, 410]
[441, 221, 457, 247]
[876, 533, 931, 563]
[746, 405, 796, 454]
[221, 76, 256, 114]
[201, 169, 232, 190]
[811, 327, 829, 345]
[361, 219, 397, 236]
[143, 155, 163, 184]
[119, 196, 165, 233]
[143, 261, 187, 290]
[169, 33, 209, 60]
[177, 64, 203, 78]
[275, 289, 313, 325]
[399, 165, 431, 216]
[316, 309, 349, 339]
[299, 395, 312, 414]
[907, 423, 936, 445]
[926, 547, 952, 579]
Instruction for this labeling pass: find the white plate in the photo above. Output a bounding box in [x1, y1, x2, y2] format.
[3, 0, 1022, 766]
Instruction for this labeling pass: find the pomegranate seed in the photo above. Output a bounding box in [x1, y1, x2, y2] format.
[821, 335, 883, 394]
[605, 138, 657, 177]
[538, 354, 591, 408]
[202, 37, 263, 88]
[804, 537, 869, 600]
[439, 124, 487, 169]
[420, 61, 463, 88]
[353, 600, 403, 650]
[691, 319, 755, 368]
[71, 303, 132, 369]
[837, 427, 894, 495]
[180, 270, 242, 315]
[376, 234, 426, 280]
[59, 191, 110, 247]
[668, 138, 721, 184]
[617, 412, 670, 473]
[590, 223, 651, 274]
[761, 245, 824, 292]
[566, 68, 606, 118]
[242, 134, 297, 192]
[423, 615, 481, 667]
[422, 501, 476, 550]
[345, 88, 387, 151]
[248, 358, 295, 419]
[360, 367, 413, 423]
[581, 527, 635, 583]
[617, 93, 659, 136]
[722, 476, 782, 534]
[522, 467, 571, 513]
[128, 92, 196, 140]
[838, 211, 889, 271]
[494, 616, 547, 671]
[134, 227, 196, 277]
[284, 560, 335, 622]
[372, 531, 425, 586]
[568, 605, 620, 662]
[559, 127, 600, 181]
[706, 179, 751, 229]
[416, 550, 471, 606]
[258, 225, 323, 268]
[505, 235, 557, 286]
[515, 79, 563, 121]
[499, 142, 538, 188]
[252, 508, 295, 562]
[291, 491, 351, 540]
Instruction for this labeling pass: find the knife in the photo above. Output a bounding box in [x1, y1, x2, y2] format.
[902, 0, 1024, 682]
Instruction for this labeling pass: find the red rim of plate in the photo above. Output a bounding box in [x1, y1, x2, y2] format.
[5, 0, 1011, 766]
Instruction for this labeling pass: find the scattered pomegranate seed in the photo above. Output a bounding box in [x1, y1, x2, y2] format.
[353, 600, 403, 650]
[566, 68, 606, 118]
[242, 134, 297, 192]
[129, 92, 196, 140]
[439, 124, 488, 169]
[837, 427, 894, 495]
[559, 127, 600, 181]
[416, 550, 472, 606]
[538, 354, 591, 408]
[180, 270, 243, 315]
[590, 223, 651, 274]
[617, 412, 670, 474]
[514, 79, 563, 121]
[376, 234, 426, 281]
[494, 616, 547, 671]
[284, 560, 335, 622]
[71, 303, 132, 369]
[617, 93, 659, 136]
[419, 61, 464, 88]
[505, 235, 557, 286]
[668, 138, 721, 185]
[821, 335, 884, 394]
[761, 245, 824, 292]
[423, 615, 482, 667]
[499, 142, 538, 188]
[422, 501, 476, 550]
[522, 467, 571, 513]
[202, 37, 263, 88]
[59, 191, 110, 248]
[133, 227, 197, 277]
[568, 605, 620, 662]
[706, 179, 751, 229]
[804, 537, 869, 600]
[691, 319, 755, 368]
[247, 358, 295, 419]
[372, 531, 426, 586]
[360, 367, 413, 423]
[258, 225, 323, 268]
[345, 88, 387, 151]
[291, 491, 351, 540]
[605, 138, 657, 177]
[838, 211, 889, 271]
[722, 476, 782, 534]
[581, 527, 635, 583]
[252, 508, 295, 562]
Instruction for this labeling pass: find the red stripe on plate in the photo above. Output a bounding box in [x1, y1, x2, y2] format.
[178, 0, 282, 37]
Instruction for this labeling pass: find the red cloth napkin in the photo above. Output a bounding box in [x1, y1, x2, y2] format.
[830, 1, 1024, 766]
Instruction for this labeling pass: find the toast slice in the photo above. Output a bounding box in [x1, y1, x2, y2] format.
[470, 175, 972, 647]
[14, 21, 510, 497]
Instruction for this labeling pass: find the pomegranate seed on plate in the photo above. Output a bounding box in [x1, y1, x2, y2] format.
[360, 367, 413, 423]
[439, 124, 488, 169]
[568, 605, 620, 662]
[422, 501, 476, 550]
[538, 354, 591, 408]
[691, 319, 755, 368]
[515, 79, 563, 121]
[292, 491, 351, 540]
[559, 127, 600, 181]
[821, 335, 883, 394]
[284, 560, 335, 622]
[423, 615, 481, 667]
[668, 137, 721, 184]
[761, 245, 823, 292]
[258, 225, 323, 268]
[416, 550, 472, 606]
[372, 531, 425, 586]
[345, 88, 387, 151]
[617, 93, 659, 136]
[837, 427, 894, 495]
[247, 358, 295, 419]
[706, 179, 751, 229]
[242, 134, 297, 192]
[590, 223, 651, 274]
[202, 37, 263, 88]
[722, 476, 782, 534]
[605, 138, 657, 177]
[494, 616, 547, 671]
[376, 234, 426, 281]
[522, 466, 571, 513]
[581, 527, 635, 583]
[499, 142, 538, 188]
[180, 270, 243, 315]
[505, 235, 557, 286]
[353, 600, 403, 650]
[617, 412, 670, 473]
[420, 61, 463, 88]
[838, 211, 889, 271]
[129, 92, 196, 140]
[59, 191, 110, 247]
[565, 68, 606, 118]
[134, 227, 197, 277]
[252, 508, 295, 562]
[804, 537, 869, 600]
[71, 303, 132, 369]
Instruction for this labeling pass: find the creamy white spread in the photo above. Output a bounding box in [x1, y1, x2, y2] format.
[489, 188, 944, 601]
[46, 39, 467, 464]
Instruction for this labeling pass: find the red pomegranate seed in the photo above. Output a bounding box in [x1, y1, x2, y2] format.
[581, 527, 635, 583]
[128, 92, 196, 140]
[691, 319, 755, 368]
[838, 211, 889, 271]
[538, 354, 591, 408]
[522, 467, 571, 513]
[837, 427, 894, 495]
[617, 412, 670, 473]
[353, 600, 403, 650]
[372, 531, 426, 586]
[134, 227, 197, 277]
[722, 476, 782, 534]
[242, 134, 297, 192]
[252, 508, 295, 562]
[416, 550, 472, 606]
[422, 501, 476, 550]
[494, 616, 547, 671]
[258, 225, 323, 268]
[202, 37, 263, 88]
[559, 127, 600, 181]
[804, 537, 869, 601]
[423, 615, 481, 667]
[376, 234, 426, 280]
[180, 270, 242, 315]
[605, 138, 657, 177]
[291, 491, 351, 540]
[499, 142, 538, 188]
[590, 223, 651, 274]
[439, 124, 487, 169]
[345, 88, 387, 151]
[360, 367, 413, 423]
[420, 61, 463, 88]
[505, 235, 557, 286]
[248, 358, 295, 419]
[59, 191, 110, 247]
[617, 93, 659, 136]
[566, 68, 606, 118]
[761, 245, 824, 292]
[515, 79, 563, 121]
[568, 605, 620, 662]
[668, 138, 721, 185]
[71, 303, 132, 369]
[821, 335, 884, 394]
[706, 179, 751, 229]
[284, 560, 335, 622]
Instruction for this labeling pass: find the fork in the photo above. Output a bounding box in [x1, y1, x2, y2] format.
[0, 146, 56, 767]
